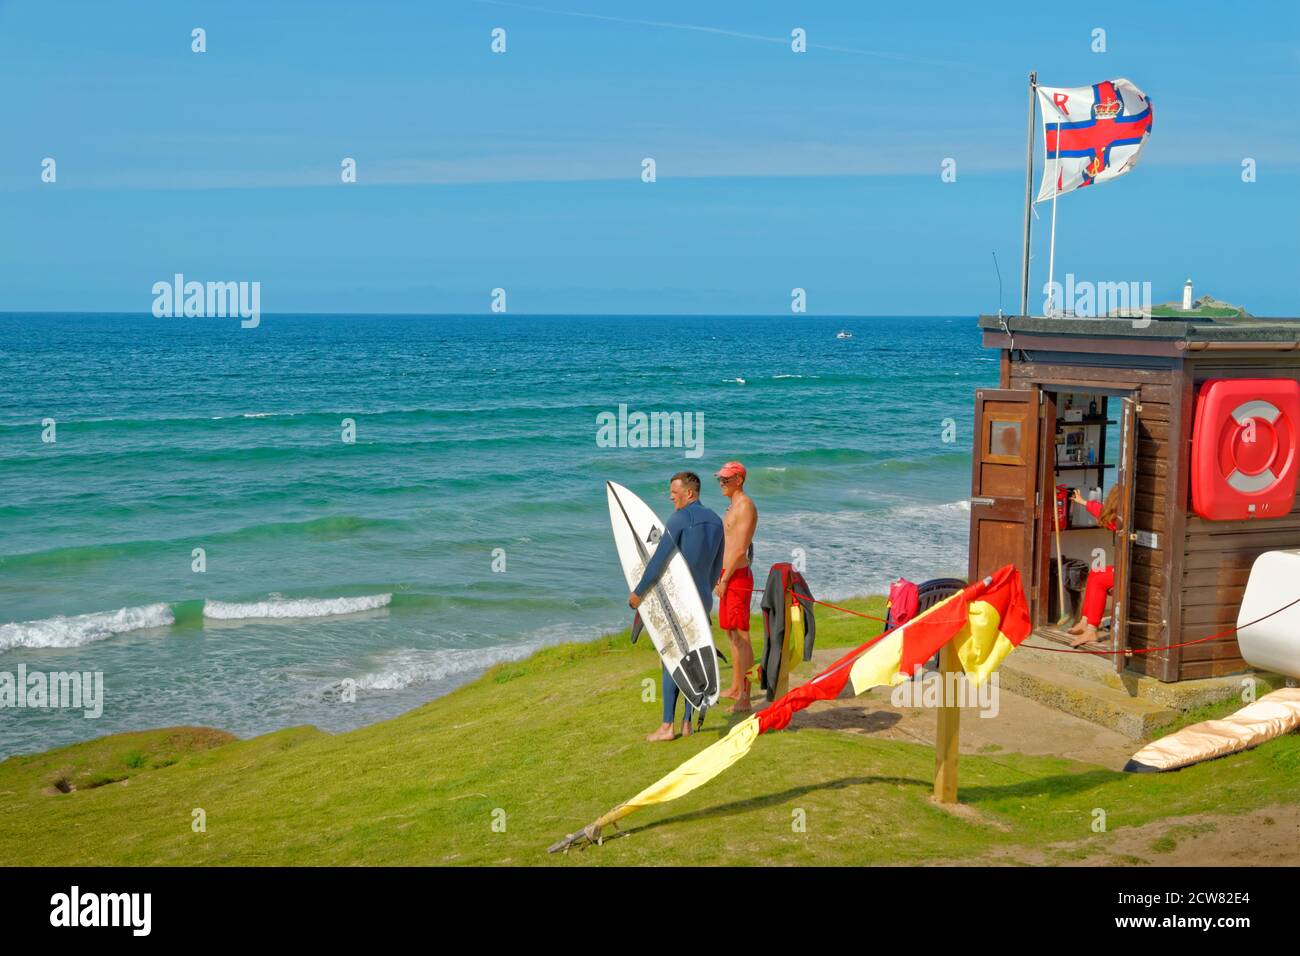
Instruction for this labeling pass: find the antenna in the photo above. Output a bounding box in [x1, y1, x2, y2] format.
[992, 251, 1005, 318]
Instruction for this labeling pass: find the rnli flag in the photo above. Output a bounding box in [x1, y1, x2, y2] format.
[1036, 78, 1153, 202]
[549, 566, 1032, 851]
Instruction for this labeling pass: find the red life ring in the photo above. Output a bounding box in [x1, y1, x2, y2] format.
[1191, 379, 1300, 521]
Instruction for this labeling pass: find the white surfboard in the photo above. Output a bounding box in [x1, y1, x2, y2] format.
[607, 481, 720, 710]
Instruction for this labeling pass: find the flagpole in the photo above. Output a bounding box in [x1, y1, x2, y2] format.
[1046, 121, 1061, 316]
[1018, 71, 1037, 316]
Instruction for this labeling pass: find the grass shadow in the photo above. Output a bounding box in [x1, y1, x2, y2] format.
[623, 765, 1123, 840]
[959, 767, 1120, 803]
[628, 775, 919, 835]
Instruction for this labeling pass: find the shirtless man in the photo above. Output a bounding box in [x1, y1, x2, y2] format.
[713, 461, 758, 713]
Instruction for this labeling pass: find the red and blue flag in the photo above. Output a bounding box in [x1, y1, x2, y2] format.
[1036, 77, 1153, 201]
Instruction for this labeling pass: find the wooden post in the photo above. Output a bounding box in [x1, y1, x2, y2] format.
[933, 640, 960, 803]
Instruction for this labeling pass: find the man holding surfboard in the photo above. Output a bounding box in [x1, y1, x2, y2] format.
[628, 471, 725, 741]
[714, 461, 758, 713]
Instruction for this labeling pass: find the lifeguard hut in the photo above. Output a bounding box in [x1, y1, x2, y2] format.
[969, 313, 1300, 686]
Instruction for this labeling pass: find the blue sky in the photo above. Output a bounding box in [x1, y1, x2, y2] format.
[2, 0, 1297, 314]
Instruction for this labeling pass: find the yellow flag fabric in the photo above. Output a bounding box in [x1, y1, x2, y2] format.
[846, 624, 912, 692]
[593, 715, 761, 831]
[954, 599, 1020, 684]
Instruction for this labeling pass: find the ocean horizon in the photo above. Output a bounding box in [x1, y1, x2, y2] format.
[0, 312, 991, 757]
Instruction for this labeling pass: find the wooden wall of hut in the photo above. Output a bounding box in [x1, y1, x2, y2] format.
[1000, 348, 1300, 681]
[1179, 355, 1300, 680]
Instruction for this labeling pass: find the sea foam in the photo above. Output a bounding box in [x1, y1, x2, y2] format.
[0, 603, 175, 651]
[333, 642, 537, 694]
[202, 593, 393, 621]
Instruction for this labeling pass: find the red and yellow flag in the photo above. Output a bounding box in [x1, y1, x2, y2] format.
[549, 565, 1032, 851]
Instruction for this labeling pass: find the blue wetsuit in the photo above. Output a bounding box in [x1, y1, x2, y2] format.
[633, 498, 724, 724]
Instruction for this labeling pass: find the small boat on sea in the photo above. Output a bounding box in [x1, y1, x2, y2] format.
[836, 330, 853, 340]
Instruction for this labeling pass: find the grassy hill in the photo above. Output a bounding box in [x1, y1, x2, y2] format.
[1149, 305, 1244, 319]
[1150, 294, 1251, 320]
[3, 599, 1296, 866]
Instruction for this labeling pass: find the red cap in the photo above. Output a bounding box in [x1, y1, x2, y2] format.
[714, 461, 747, 480]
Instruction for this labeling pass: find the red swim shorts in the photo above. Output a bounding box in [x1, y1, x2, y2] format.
[719, 567, 753, 631]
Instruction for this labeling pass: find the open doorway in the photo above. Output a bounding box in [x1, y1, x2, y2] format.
[1035, 388, 1138, 666]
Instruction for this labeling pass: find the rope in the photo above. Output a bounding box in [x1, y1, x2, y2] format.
[1027, 592, 1300, 657]
[728, 580, 1294, 660]
[710, 574, 1300, 660]
[789, 591, 886, 622]
[719, 580, 888, 623]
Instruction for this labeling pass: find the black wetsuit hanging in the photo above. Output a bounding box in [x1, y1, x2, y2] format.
[759, 563, 816, 701]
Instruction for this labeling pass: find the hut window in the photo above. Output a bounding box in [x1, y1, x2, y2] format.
[989, 419, 1023, 460]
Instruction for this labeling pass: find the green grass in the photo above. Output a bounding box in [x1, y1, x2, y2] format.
[1149, 305, 1244, 319]
[2, 599, 1296, 866]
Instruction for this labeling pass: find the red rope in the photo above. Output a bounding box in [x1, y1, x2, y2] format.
[720, 581, 888, 623]
[748, 582, 1300, 660]
[788, 591, 886, 622]
[1026, 592, 1300, 657]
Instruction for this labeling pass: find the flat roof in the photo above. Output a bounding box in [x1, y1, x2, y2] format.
[978, 314, 1300, 344]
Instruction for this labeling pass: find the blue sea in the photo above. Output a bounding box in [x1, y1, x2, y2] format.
[0, 313, 995, 758]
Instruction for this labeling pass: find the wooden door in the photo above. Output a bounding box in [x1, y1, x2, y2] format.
[1110, 396, 1139, 673]
[968, 388, 1041, 585]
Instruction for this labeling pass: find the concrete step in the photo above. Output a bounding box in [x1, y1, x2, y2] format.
[1022, 628, 1291, 714]
[999, 646, 1181, 740]
[1026, 627, 1129, 687]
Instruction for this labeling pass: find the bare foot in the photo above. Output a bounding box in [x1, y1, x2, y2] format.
[719, 686, 740, 700]
[1069, 626, 1098, 648]
[1066, 621, 1087, 635]
[646, 723, 675, 742]
[730, 685, 752, 714]
[681, 721, 693, 737]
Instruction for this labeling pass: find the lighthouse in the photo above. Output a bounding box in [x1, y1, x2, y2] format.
[1182, 278, 1193, 311]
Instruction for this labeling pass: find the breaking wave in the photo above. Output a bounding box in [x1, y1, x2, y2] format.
[203, 593, 393, 621]
[326, 642, 538, 695]
[0, 603, 174, 652]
